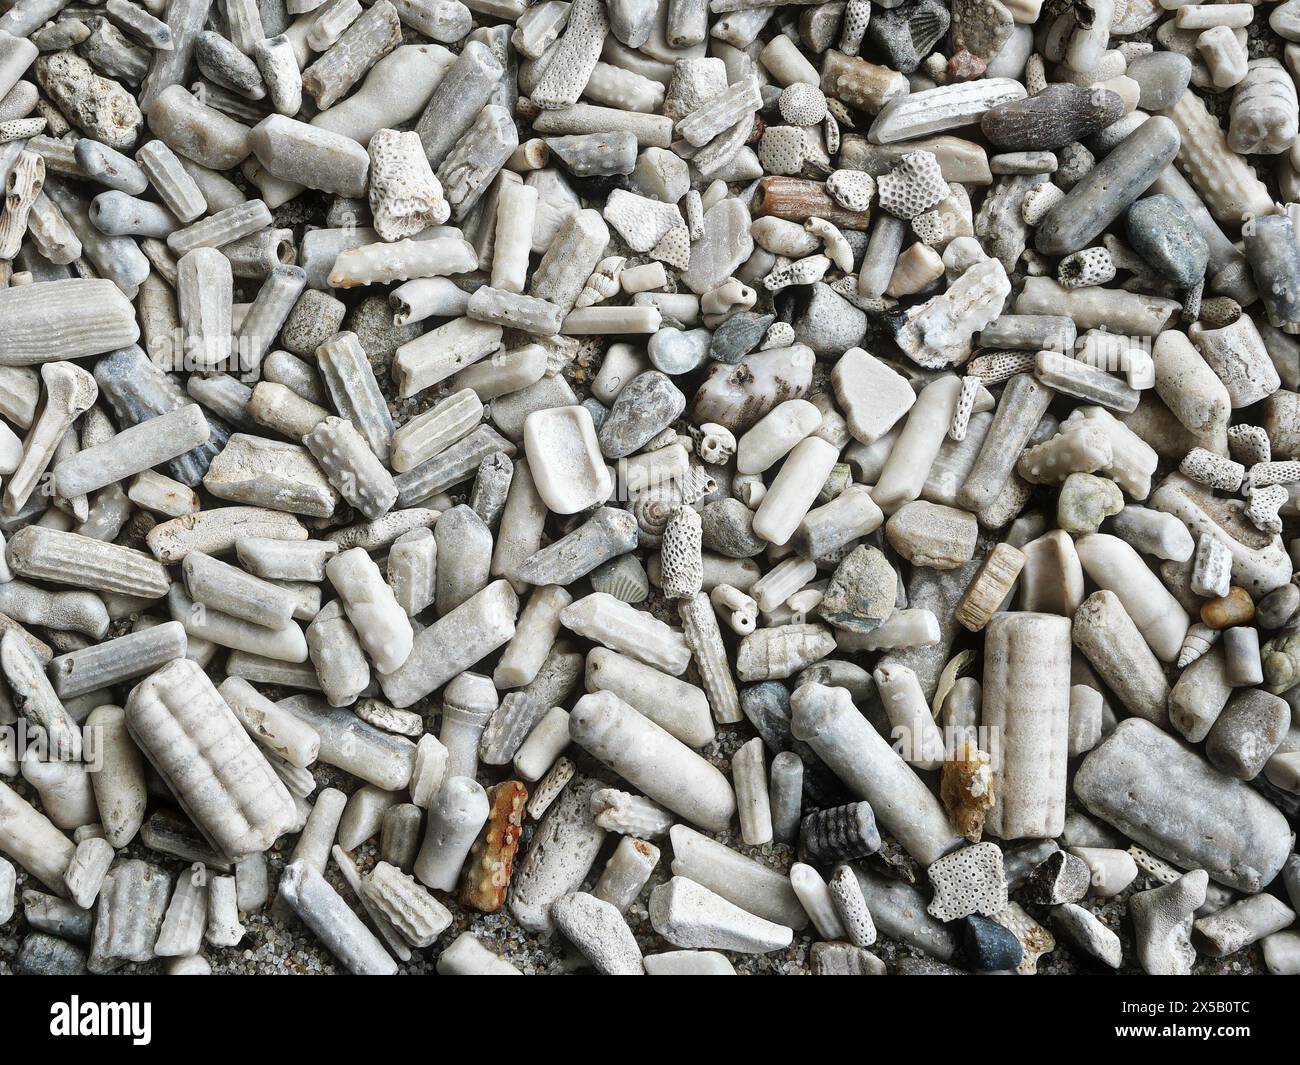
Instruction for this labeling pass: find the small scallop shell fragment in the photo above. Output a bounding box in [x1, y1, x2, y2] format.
[589, 553, 650, 604]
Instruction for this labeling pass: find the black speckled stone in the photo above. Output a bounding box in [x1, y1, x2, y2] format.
[15, 932, 88, 975]
[895, 956, 968, 975]
[1023, 849, 1091, 905]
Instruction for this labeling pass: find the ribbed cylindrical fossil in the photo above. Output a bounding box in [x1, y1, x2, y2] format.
[0, 278, 138, 366]
[981, 612, 1072, 840]
[7, 526, 170, 599]
[125, 658, 297, 860]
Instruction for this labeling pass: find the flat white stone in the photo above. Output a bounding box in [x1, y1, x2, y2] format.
[831, 347, 916, 444]
[523, 404, 613, 515]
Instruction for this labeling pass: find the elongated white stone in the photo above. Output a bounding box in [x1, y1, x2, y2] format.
[869, 79, 1028, 144]
[649, 876, 793, 953]
[569, 690, 735, 832]
[279, 861, 398, 974]
[561, 592, 691, 674]
[378, 580, 518, 708]
[791, 682, 962, 865]
[324, 548, 412, 675]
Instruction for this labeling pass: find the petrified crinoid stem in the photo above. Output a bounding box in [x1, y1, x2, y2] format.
[955, 544, 1026, 632]
[176, 246, 233, 371]
[87, 858, 171, 973]
[297, 603, 364, 702]
[1072, 589, 1171, 726]
[218, 677, 321, 770]
[678, 591, 743, 723]
[7, 526, 169, 599]
[791, 682, 962, 865]
[305, 416, 398, 521]
[235, 263, 306, 370]
[0, 278, 137, 366]
[1162, 88, 1273, 225]
[1075, 719, 1290, 894]
[136, 138, 206, 225]
[981, 612, 1071, 840]
[125, 658, 296, 861]
[379, 580, 518, 709]
[414, 39, 502, 168]
[280, 860, 398, 974]
[1, 627, 81, 760]
[49, 622, 187, 700]
[54, 404, 211, 499]
[301, 0, 401, 109]
[436, 104, 519, 221]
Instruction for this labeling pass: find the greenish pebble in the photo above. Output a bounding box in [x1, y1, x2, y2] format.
[1058, 473, 1124, 534]
[709, 311, 773, 364]
[1126, 51, 1191, 111]
[1126, 195, 1209, 289]
[819, 544, 897, 633]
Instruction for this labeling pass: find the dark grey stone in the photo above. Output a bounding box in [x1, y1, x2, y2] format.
[958, 914, 1023, 971]
[799, 801, 881, 863]
[709, 311, 773, 364]
[1023, 849, 1091, 905]
[598, 370, 686, 458]
[981, 84, 1126, 151]
[1127, 194, 1209, 288]
[791, 282, 867, 357]
[700, 497, 766, 558]
[15, 932, 88, 975]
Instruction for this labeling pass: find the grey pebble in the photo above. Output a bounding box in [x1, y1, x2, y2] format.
[1126, 194, 1209, 288]
[700, 497, 766, 558]
[819, 544, 897, 633]
[598, 370, 686, 459]
[1204, 688, 1289, 780]
[1127, 51, 1192, 110]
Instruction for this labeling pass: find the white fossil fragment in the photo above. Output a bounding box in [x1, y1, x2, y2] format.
[325, 548, 414, 675]
[570, 690, 734, 832]
[126, 659, 297, 860]
[367, 127, 449, 241]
